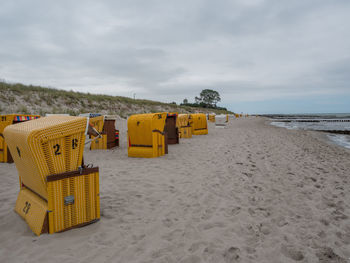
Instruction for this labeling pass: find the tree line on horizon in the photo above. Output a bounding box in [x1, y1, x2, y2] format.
[180, 89, 227, 111]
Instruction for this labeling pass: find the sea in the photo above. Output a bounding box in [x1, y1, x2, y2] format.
[267, 113, 350, 149]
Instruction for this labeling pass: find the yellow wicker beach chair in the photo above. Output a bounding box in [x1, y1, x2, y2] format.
[87, 115, 119, 150]
[0, 114, 40, 163]
[190, 113, 208, 135]
[127, 113, 167, 158]
[177, 114, 192, 139]
[4, 116, 100, 235]
[208, 114, 216, 122]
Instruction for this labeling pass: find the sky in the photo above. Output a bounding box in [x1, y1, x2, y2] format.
[0, 0, 350, 114]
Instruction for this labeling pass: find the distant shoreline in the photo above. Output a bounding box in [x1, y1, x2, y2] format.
[269, 118, 350, 150]
[261, 113, 350, 119]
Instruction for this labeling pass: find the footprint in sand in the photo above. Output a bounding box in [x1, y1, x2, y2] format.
[223, 206, 241, 218]
[162, 218, 174, 228]
[316, 247, 347, 263]
[242, 172, 253, 178]
[202, 245, 223, 262]
[258, 223, 271, 235]
[223, 247, 241, 263]
[336, 231, 350, 245]
[168, 186, 176, 193]
[253, 185, 263, 191]
[273, 216, 288, 227]
[309, 176, 317, 182]
[331, 209, 348, 221]
[280, 244, 304, 261]
[188, 241, 207, 253]
[319, 218, 330, 226]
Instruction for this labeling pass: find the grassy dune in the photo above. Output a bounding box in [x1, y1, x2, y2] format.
[0, 82, 232, 117]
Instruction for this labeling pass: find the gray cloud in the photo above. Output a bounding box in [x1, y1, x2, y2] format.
[1, 0, 350, 112]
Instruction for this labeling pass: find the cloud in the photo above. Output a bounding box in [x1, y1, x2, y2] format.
[0, 0, 350, 113]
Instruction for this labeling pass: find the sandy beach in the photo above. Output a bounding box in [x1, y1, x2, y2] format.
[1, 117, 350, 262]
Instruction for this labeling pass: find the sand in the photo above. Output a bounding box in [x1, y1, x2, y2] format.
[1, 117, 350, 262]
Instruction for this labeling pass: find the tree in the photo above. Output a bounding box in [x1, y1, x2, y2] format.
[183, 98, 188, 104]
[196, 89, 221, 107]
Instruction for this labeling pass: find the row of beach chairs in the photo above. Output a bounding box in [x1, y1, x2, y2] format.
[0, 112, 213, 235]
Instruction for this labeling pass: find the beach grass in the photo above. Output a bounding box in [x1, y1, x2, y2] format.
[0, 81, 233, 116]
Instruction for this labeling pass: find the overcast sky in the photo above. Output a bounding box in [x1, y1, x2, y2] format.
[1, 0, 349, 113]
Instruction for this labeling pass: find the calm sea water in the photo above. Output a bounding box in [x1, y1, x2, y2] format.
[269, 114, 350, 149]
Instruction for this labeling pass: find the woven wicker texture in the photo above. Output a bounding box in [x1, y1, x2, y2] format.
[47, 171, 100, 234]
[90, 134, 107, 150]
[0, 114, 40, 162]
[4, 116, 86, 199]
